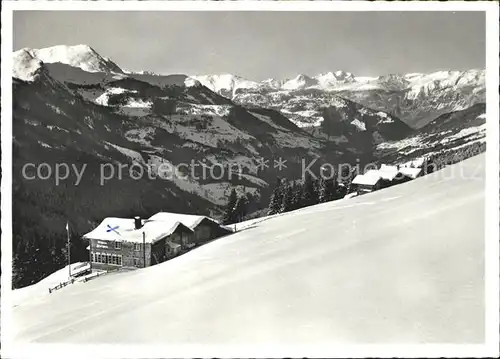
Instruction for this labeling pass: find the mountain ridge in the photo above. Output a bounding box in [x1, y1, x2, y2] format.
[189, 69, 485, 129]
[18, 44, 124, 74]
[15, 44, 484, 131]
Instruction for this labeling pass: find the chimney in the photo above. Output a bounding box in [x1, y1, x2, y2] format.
[134, 216, 142, 230]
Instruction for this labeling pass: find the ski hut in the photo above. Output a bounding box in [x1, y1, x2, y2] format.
[148, 212, 232, 245]
[83, 216, 194, 270]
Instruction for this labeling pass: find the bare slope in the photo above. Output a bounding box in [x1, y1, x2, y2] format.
[12, 154, 485, 345]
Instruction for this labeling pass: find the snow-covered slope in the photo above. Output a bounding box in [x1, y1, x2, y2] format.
[11, 155, 485, 346]
[12, 262, 91, 306]
[376, 103, 486, 162]
[404, 70, 485, 100]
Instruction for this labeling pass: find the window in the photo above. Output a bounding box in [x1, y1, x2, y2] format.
[114, 241, 122, 250]
[93, 252, 122, 266]
[134, 243, 141, 251]
[91, 253, 95, 262]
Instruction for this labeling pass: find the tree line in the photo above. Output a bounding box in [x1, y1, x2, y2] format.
[267, 173, 347, 215]
[428, 141, 485, 171]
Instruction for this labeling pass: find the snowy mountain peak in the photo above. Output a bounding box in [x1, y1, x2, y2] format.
[282, 74, 318, 90]
[13, 49, 44, 82]
[318, 71, 335, 79]
[315, 71, 356, 88]
[190, 74, 261, 97]
[296, 74, 311, 80]
[22, 44, 124, 74]
[317, 71, 355, 82]
[184, 77, 202, 88]
[262, 78, 282, 89]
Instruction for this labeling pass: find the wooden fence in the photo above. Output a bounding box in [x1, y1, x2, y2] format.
[48, 266, 121, 292]
[48, 278, 75, 294]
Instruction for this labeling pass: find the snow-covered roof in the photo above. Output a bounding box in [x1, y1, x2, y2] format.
[352, 163, 423, 186]
[380, 164, 398, 172]
[83, 217, 192, 244]
[399, 167, 423, 179]
[352, 172, 382, 186]
[378, 165, 400, 181]
[148, 212, 218, 230]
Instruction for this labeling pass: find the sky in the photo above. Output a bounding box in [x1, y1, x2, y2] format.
[13, 11, 485, 81]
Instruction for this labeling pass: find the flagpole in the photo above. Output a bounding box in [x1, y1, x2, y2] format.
[143, 231, 146, 268]
[66, 222, 71, 278]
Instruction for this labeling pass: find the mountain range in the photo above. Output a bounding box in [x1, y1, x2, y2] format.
[192, 68, 485, 129]
[12, 44, 486, 258]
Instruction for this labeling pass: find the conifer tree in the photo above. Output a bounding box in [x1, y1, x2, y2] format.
[233, 194, 248, 223]
[223, 188, 238, 224]
[291, 181, 302, 210]
[301, 173, 319, 207]
[281, 183, 294, 213]
[319, 177, 337, 203]
[267, 177, 284, 215]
